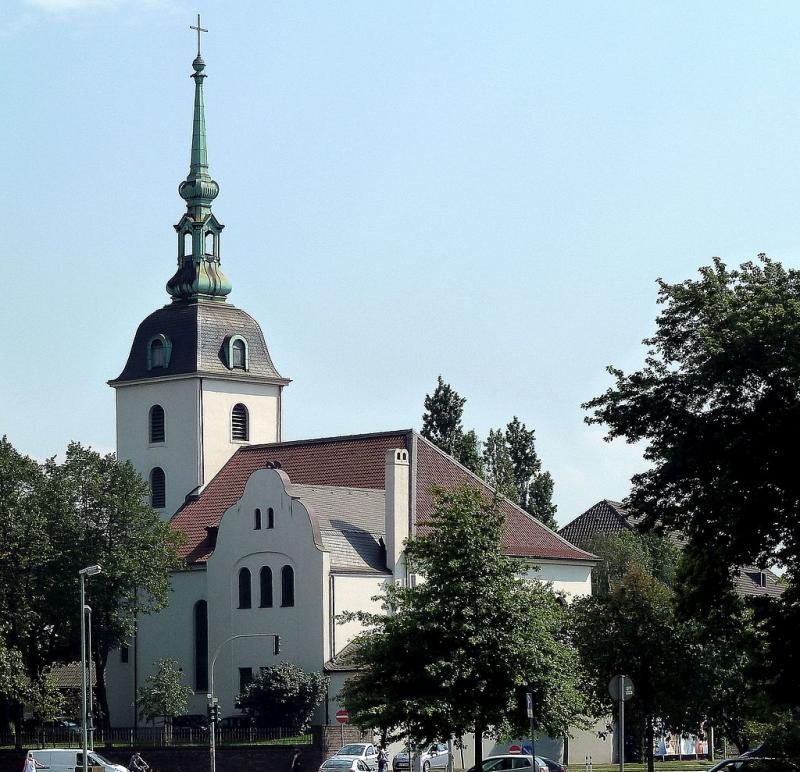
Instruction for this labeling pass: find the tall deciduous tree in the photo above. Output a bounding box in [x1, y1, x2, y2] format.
[582, 256, 800, 713]
[341, 486, 587, 767]
[482, 429, 517, 501]
[46, 443, 185, 726]
[505, 418, 558, 530]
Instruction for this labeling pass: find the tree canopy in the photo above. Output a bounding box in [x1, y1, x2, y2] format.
[341, 486, 586, 767]
[137, 658, 191, 724]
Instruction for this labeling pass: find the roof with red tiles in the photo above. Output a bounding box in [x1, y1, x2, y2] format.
[170, 429, 595, 565]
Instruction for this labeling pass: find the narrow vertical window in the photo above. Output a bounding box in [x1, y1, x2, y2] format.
[281, 565, 294, 608]
[232, 403, 249, 441]
[239, 667, 254, 693]
[254, 508, 262, 530]
[194, 600, 208, 691]
[267, 507, 274, 529]
[150, 339, 164, 368]
[232, 339, 246, 368]
[238, 568, 252, 609]
[149, 405, 165, 444]
[259, 567, 273, 608]
[120, 646, 129, 664]
[150, 467, 166, 509]
[205, 231, 214, 256]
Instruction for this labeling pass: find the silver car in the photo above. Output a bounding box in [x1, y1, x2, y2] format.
[335, 744, 380, 772]
[393, 743, 449, 772]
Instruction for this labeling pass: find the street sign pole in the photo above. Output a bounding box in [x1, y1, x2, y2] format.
[526, 693, 535, 771]
[619, 675, 624, 772]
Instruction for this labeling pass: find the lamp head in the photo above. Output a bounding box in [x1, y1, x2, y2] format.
[79, 565, 102, 576]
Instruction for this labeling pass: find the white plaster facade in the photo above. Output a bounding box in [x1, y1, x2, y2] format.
[113, 375, 280, 519]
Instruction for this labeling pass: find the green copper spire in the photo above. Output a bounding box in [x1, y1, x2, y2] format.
[168, 17, 232, 303]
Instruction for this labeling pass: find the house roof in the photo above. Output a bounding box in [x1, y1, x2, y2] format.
[323, 638, 364, 673]
[110, 300, 287, 385]
[559, 499, 785, 598]
[171, 429, 595, 565]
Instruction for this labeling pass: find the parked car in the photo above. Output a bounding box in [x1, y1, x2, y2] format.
[393, 743, 449, 772]
[319, 759, 373, 772]
[218, 715, 253, 729]
[708, 760, 799, 772]
[465, 755, 547, 772]
[42, 718, 81, 734]
[30, 749, 128, 772]
[335, 743, 380, 771]
[172, 713, 209, 731]
[538, 758, 566, 772]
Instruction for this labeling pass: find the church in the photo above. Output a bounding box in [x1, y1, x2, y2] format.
[103, 39, 602, 762]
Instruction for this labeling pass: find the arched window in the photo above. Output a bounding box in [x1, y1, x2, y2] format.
[259, 567, 273, 608]
[238, 568, 252, 609]
[267, 507, 274, 529]
[149, 405, 165, 444]
[231, 403, 249, 441]
[194, 600, 208, 691]
[150, 467, 166, 509]
[205, 231, 214, 256]
[183, 232, 192, 257]
[226, 335, 249, 370]
[281, 565, 294, 607]
[254, 508, 262, 530]
[146, 334, 172, 370]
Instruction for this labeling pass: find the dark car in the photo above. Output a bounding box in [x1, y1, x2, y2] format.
[218, 715, 254, 729]
[708, 759, 799, 772]
[539, 758, 566, 772]
[172, 714, 209, 731]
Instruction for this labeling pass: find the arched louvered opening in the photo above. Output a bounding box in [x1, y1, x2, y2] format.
[194, 600, 208, 691]
[281, 565, 294, 607]
[259, 567, 273, 608]
[267, 507, 274, 529]
[149, 405, 165, 444]
[254, 508, 262, 530]
[238, 567, 252, 609]
[150, 467, 166, 509]
[232, 403, 249, 441]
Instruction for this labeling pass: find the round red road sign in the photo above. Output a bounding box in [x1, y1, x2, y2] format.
[508, 745, 522, 755]
[335, 709, 349, 724]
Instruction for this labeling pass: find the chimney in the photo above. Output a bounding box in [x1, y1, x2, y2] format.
[384, 448, 410, 578]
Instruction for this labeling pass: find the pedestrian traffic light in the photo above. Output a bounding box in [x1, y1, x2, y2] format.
[273, 635, 280, 655]
[208, 701, 221, 724]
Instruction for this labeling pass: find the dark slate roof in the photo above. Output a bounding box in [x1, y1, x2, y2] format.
[559, 500, 785, 599]
[110, 300, 287, 385]
[290, 484, 389, 573]
[324, 638, 364, 673]
[170, 429, 595, 565]
[558, 499, 630, 549]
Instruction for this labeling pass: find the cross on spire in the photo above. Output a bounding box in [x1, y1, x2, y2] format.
[190, 14, 208, 58]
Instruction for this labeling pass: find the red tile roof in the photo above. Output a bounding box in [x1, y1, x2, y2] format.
[414, 435, 595, 562]
[170, 429, 594, 565]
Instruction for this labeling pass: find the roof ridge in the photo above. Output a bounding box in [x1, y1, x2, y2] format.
[240, 428, 413, 451]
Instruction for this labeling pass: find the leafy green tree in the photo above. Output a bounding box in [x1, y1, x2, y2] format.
[582, 256, 800, 709]
[341, 486, 587, 768]
[238, 662, 327, 731]
[482, 429, 517, 501]
[505, 418, 557, 530]
[421, 377, 484, 474]
[571, 565, 690, 772]
[45, 443, 185, 726]
[137, 658, 191, 725]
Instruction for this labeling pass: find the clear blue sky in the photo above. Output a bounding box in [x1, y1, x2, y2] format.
[3, 0, 800, 526]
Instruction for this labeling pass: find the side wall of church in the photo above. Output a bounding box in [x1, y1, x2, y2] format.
[106, 567, 209, 726]
[525, 560, 593, 599]
[115, 379, 202, 519]
[330, 573, 387, 659]
[200, 379, 281, 485]
[206, 469, 329, 717]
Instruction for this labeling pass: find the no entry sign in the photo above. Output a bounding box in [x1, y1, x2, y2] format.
[508, 746, 522, 755]
[335, 709, 349, 724]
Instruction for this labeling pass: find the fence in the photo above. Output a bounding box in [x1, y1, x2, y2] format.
[0, 727, 311, 749]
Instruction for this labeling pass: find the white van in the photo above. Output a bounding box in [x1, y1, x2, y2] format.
[30, 749, 129, 772]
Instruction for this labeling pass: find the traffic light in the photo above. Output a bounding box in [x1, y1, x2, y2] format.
[273, 635, 280, 655]
[207, 700, 221, 724]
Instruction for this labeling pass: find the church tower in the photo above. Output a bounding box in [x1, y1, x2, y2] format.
[110, 39, 289, 519]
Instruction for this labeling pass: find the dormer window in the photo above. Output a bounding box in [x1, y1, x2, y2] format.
[146, 334, 172, 371]
[226, 335, 249, 371]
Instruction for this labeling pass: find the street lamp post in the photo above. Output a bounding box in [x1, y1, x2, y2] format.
[207, 633, 280, 772]
[79, 566, 102, 772]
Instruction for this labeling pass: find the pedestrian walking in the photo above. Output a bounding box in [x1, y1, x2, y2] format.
[377, 747, 388, 772]
[291, 748, 302, 772]
[23, 752, 46, 772]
